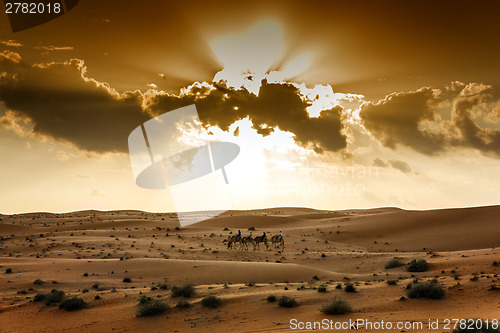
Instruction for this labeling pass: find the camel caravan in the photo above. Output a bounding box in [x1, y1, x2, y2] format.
[222, 230, 285, 251]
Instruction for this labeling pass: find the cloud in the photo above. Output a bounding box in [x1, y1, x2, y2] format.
[372, 158, 414, 174]
[361, 83, 500, 157]
[452, 92, 500, 156]
[0, 54, 148, 153]
[0, 40, 23, 47]
[360, 87, 445, 155]
[2, 51, 499, 159]
[373, 158, 387, 167]
[35, 45, 74, 51]
[0, 50, 22, 63]
[146, 79, 348, 153]
[389, 159, 413, 174]
[0, 52, 350, 155]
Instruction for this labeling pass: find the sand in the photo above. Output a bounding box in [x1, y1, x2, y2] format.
[0, 206, 499, 332]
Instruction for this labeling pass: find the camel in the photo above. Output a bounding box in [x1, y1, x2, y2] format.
[240, 236, 253, 250]
[222, 235, 242, 250]
[251, 236, 268, 251]
[270, 235, 285, 250]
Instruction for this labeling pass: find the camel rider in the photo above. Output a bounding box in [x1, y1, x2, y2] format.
[279, 231, 283, 240]
[249, 231, 253, 238]
[262, 231, 266, 241]
[237, 229, 242, 239]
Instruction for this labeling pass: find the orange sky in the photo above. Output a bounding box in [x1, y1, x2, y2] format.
[1, 0, 500, 214]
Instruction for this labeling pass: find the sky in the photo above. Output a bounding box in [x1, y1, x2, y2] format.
[1, 0, 500, 214]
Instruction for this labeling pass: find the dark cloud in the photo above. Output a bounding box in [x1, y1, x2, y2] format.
[453, 95, 500, 156]
[389, 159, 413, 174]
[361, 83, 500, 157]
[145, 79, 348, 153]
[0, 55, 348, 154]
[372, 158, 414, 174]
[0, 53, 149, 153]
[360, 87, 445, 155]
[373, 158, 387, 167]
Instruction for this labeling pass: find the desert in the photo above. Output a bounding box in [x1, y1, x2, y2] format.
[0, 206, 498, 332]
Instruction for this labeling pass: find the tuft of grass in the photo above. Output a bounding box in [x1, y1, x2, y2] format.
[59, 297, 86, 311]
[384, 258, 405, 269]
[175, 301, 191, 309]
[407, 259, 429, 272]
[386, 279, 398, 285]
[33, 279, 44, 285]
[171, 284, 195, 298]
[267, 295, 276, 302]
[407, 281, 445, 299]
[157, 283, 168, 290]
[245, 281, 255, 287]
[317, 285, 327, 293]
[5, 268, 12, 274]
[322, 297, 353, 315]
[344, 282, 356, 292]
[201, 295, 222, 308]
[123, 277, 132, 283]
[137, 297, 169, 316]
[452, 319, 500, 333]
[278, 296, 298, 308]
[94, 295, 101, 300]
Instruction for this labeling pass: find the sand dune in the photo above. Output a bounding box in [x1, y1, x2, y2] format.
[0, 205, 499, 332]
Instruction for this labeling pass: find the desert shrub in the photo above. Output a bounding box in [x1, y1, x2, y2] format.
[322, 297, 353, 315]
[344, 282, 356, 292]
[94, 295, 101, 300]
[245, 281, 255, 287]
[59, 297, 86, 311]
[5, 268, 12, 274]
[137, 298, 169, 316]
[267, 295, 276, 302]
[123, 277, 132, 283]
[387, 279, 398, 285]
[278, 296, 298, 308]
[33, 279, 44, 285]
[157, 283, 168, 290]
[171, 284, 195, 298]
[407, 281, 445, 299]
[175, 301, 191, 309]
[318, 285, 327, 293]
[407, 259, 429, 272]
[35, 290, 66, 305]
[201, 295, 222, 308]
[385, 258, 405, 269]
[452, 319, 500, 333]
[248, 227, 256, 231]
[336, 283, 342, 289]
